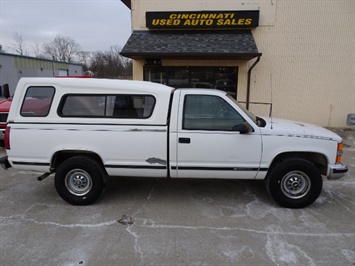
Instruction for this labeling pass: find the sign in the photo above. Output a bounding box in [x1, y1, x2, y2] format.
[145, 59, 161, 66]
[146, 10, 259, 29]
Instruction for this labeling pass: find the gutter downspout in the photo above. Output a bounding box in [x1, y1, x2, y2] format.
[246, 55, 261, 110]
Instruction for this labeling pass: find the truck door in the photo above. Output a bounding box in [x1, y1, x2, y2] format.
[170, 90, 262, 179]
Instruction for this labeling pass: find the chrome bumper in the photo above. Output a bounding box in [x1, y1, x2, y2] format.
[328, 164, 348, 180]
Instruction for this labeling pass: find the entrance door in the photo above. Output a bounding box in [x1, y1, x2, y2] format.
[172, 90, 262, 179]
[58, 69, 69, 76]
[144, 66, 238, 98]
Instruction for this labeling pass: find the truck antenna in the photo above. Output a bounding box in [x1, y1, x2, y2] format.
[270, 73, 273, 129]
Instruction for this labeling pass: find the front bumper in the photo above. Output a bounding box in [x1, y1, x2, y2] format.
[0, 156, 11, 170]
[328, 164, 348, 180]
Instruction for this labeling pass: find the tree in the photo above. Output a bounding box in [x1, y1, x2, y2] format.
[0, 44, 5, 52]
[6, 31, 132, 78]
[12, 32, 27, 55]
[89, 46, 132, 78]
[32, 42, 46, 59]
[42, 35, 81, 62]
[76, 50, 92, 72]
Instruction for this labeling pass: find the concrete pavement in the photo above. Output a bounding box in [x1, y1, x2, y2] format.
[0, 129, 354, 265]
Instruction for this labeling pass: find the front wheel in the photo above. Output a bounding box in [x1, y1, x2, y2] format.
[265, 158, 323, 208]
[55, 156, 106, 205]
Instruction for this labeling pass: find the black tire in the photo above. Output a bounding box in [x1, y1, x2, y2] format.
[55, 156, 106, 205]
[265, 158, 323, 208]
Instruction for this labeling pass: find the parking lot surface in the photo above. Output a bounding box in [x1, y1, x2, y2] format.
[1, 129, 354, 265]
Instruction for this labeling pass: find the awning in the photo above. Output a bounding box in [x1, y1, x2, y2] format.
[120, 30, 261, 60]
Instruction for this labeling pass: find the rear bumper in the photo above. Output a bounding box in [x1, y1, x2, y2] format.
[0, 156, 11, 170]
[328, 164, 348, 180]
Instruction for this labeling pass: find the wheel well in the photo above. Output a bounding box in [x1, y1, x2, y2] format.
[51, 151, 106, 174]
[269, 152, 328, 175]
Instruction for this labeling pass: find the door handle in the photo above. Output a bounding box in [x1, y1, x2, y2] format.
[179, 137, 191, 144]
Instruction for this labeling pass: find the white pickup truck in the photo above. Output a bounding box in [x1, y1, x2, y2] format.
[1, 78, 348, 208]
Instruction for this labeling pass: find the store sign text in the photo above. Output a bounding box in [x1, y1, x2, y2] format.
[146, 11, 259, 29]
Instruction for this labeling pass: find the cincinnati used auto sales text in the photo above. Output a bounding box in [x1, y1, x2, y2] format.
[150, 13, 253, 26]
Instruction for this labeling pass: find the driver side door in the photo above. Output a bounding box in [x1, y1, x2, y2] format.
[174, 92, 263, 179]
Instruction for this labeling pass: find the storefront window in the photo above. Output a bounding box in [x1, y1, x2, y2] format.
[144, 66, 238, 98]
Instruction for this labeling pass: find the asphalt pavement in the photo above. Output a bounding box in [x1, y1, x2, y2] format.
[0, 129, 354, 265]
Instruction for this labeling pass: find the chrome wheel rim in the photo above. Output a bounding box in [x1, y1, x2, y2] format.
[65, 169, 92, 196]
[280, 171, 311, 199]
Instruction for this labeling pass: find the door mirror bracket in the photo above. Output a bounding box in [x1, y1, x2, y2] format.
[234, 122, 253, 134]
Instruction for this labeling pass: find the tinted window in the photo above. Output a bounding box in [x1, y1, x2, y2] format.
[61, 95, 106, 116]
[59, 94, 155, 119]
[21, 86, 55, 117]
[183, 95, 245, 131]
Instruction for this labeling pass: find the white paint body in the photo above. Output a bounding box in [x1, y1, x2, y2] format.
[5, 78, 345, 180]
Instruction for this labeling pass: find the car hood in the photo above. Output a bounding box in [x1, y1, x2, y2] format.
[259, 117, 342, 142]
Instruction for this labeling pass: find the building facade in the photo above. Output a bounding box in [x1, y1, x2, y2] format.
[120, 0, 354, 128]
[0, 52, 83, 95]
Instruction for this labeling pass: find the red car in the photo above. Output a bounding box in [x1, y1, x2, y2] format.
[0, 97, 12, 141]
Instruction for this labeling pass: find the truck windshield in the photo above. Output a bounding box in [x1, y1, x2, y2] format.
[227, 95, 257, 124]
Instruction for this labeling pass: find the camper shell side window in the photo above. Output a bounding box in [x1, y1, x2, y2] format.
[58, 94, 156, 119]
[20, 86, 55, 117]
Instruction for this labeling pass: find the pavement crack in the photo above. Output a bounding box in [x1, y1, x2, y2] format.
[0, 215, 117, 228]
[146, 179, 157, 200]
[135, 219, 355, 237]
[131, 178, 158, 217]
[126, 224, 143, 264]
[116, 181, 158, 265]
[266, 226, 316, 266]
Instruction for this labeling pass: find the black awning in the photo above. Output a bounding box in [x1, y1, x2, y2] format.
[120, 30, 261, 60]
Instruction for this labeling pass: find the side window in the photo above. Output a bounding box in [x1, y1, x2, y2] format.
[60, 95, 106, 116]
[59, 94, 155, 119]
[20, 86, 55, 117]
[183, 95, 245, 131]
[109, 95, 155, 118]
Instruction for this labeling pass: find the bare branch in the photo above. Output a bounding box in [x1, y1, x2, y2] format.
[42, 35, 81, 63]
[88, 45, 132, 78]
[12, 32, 27, 55]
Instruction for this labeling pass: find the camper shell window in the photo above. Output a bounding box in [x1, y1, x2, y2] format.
[58, 94, 156, 119]
[20, 86, 55, 117]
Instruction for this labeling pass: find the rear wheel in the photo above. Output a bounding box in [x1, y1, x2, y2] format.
[265, 158, 322, 208]
[55, 156, 106, 205]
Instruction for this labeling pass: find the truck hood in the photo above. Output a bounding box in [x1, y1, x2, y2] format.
[260, 117, 342, 142]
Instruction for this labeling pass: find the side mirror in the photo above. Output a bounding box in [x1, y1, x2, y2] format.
[234, 122, 253, 134]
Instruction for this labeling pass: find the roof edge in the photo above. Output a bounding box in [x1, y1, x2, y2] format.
[0, 52, 83, 66]
[121, 0, 131, 9]
[121, 52, 262, 61]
